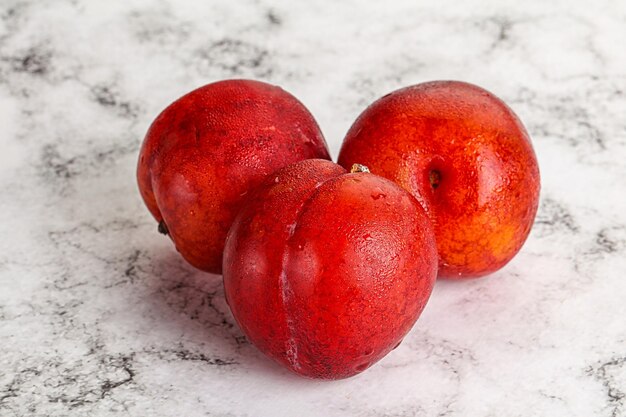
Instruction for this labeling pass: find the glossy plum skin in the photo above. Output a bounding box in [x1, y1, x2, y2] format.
[338, 81, 540, 279]
[137, 79, 330, 273]
[223, 159, 437, 379]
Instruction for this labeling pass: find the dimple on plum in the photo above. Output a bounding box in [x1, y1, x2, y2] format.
[223, 159, 437, 379]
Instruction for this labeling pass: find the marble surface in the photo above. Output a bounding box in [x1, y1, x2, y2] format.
[1, 0, 625, 415]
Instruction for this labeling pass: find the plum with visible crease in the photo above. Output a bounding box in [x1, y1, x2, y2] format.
[223, 159, 437, 379]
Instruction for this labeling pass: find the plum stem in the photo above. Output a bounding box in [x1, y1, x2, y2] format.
[350, 163, 370, 173]
[158, 220, 169, 235]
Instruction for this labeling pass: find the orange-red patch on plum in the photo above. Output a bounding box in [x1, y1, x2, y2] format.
[338, 81, 540, 278]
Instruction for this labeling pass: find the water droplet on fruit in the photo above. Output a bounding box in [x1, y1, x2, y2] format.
[371, 192, 386, 200]
[363, 233, 373, 241]
[274, 177, 280, 183]
[363, 348, 374, 356]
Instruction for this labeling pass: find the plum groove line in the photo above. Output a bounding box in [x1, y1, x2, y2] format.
[278, 175, 337, 370]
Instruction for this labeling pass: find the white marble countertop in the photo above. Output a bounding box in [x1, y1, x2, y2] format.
[1, 0, 625, 416]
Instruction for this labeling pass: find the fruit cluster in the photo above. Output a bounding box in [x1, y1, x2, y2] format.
[137, 79, 540, 379]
